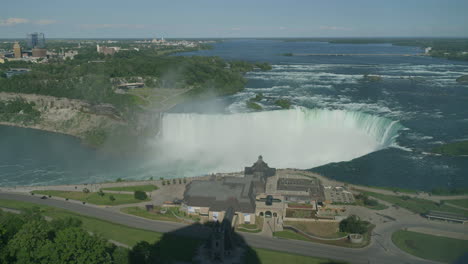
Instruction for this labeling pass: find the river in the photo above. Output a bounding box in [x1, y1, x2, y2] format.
[1, 39, 468, 190]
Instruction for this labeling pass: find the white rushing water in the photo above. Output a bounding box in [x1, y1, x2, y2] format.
[151, 107, 402, 173]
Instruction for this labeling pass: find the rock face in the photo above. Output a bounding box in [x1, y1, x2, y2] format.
[0, 92, 125, 140]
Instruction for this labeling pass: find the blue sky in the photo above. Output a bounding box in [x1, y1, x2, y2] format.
[1, 0, 467, 38]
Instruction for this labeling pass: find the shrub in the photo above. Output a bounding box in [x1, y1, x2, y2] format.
[109, 195, 116, 202]
[82, 188, 90, 193]
[134, 190, 148, 200]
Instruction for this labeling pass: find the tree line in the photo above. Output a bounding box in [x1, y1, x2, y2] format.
[0, 47, 271, 114]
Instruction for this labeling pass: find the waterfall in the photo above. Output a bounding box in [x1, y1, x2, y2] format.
[151, 107, 403, 174]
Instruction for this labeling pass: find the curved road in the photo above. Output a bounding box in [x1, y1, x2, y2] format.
[1, 192, 465, 264]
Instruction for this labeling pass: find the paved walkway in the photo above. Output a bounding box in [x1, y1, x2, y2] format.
[260, 218, 274, 237]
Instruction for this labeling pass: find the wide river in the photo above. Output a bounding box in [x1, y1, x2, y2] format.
[1, 39, 468, 190]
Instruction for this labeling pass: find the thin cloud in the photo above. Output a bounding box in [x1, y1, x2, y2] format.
[35, 19, 57, 25]
[319, 26, 353, 31]
[79, 24, 146, 30]
[0, 17, 30, 26]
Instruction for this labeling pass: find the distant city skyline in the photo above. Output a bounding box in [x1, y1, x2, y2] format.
[1, 0, 467, 38]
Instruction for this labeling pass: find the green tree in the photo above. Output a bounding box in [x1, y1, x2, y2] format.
[339, 215, 369, 234]
[129, 241, 158, 264]
[112, 246, 130, 264]
[98, 190, 105, 197]
[109, 195, 116, 202]
[7, 219, 52, 264]
[49, 217, 82, 231]
[49, 227, 112, 264]
[134, 190, 147, 200]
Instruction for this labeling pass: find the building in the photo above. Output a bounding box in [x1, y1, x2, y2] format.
[323, 186, 355, 204]
[97, 44, 120, 55]
[32, 48, 47, 58]
[27, 32, 45, 48]
[63, 50, 79, 60]
[183, 156, 277, 225]
[5, 68, 31, 78]
[117, 83, 144, 89]
[13, 42, 22, 58]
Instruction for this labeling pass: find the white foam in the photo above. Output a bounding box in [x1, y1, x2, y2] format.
[150, 108, 403, 174]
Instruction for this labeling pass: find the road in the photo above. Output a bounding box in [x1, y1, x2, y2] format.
[3, 193, 465, 263]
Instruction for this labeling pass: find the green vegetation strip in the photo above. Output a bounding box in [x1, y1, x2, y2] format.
[122, 206, 200, 222]
[274, 230, 311, 242]
[359, 190, 468, 217]
[101, 184, 158, 192]
[246, 248, 343, 264]
[366, 185, 419, 194]
[0, 199, 343, 264]
[32, 190, 148, 205]
[444, 199, 468, 209]
[392, 230, 468, 263]
[432, 140, 468, 156]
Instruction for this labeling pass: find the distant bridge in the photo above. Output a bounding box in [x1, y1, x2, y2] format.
[293, 53, 427, 57]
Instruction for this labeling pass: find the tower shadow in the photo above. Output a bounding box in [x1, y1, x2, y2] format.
[127, 220, 261, 264]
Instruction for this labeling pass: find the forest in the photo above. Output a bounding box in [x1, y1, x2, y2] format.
[0, 46, 270, 113]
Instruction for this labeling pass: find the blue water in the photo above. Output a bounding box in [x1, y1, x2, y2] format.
[1, 39, 468, 190]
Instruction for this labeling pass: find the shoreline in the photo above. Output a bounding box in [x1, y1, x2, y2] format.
[2, 168, 467, 202]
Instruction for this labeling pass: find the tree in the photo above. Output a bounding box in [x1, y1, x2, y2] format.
[112, 247, 130, 264]
[172, 179, 176, 184]
[0, 212, 26, 261]
[339, 215, 369, 234]
[129, 241, 159, 264]
[98, 190, 105, 197]
[109, 195, 116, 202]
[49, 227, 112, 264]
[6, 219, 52, 264]
[82, 188, 90, 194]
[134, 190, 147, 200]
[183, 178, 187, 184]
[50, 217, 82, 231]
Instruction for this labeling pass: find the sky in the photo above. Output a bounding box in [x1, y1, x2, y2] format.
[1, 0, 467, 39]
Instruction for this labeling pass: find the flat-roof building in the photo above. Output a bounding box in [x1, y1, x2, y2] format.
[183, 156, 276, 224]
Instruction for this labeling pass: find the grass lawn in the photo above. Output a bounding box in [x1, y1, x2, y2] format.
[102, 184, 158, 192]
[285, 208, 315, 218]
[121, 206, 180, 222]
[32, 190, 148, 205]
[237, 227, 262, 233]
[392, 230, 468, 263]
[121, 206, 200, 223]
[360, 190, 468, 217]
[246, 248, 345, 264]
[444, 198, 468, 209]
[0, 199, 161, 246]
[0, 198, 347, 264]
[274, 230, 311, 242]
[284, 221, 345, 239]
[274, 226, 374, 249]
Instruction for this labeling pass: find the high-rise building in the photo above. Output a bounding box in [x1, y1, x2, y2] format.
[13, 42, 22, 58]
[27, 32, 46, 48]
